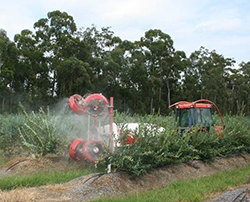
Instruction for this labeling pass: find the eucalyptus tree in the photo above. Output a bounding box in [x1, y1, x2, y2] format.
[183, 46, 235, 111]
[33, 10, 79, 98]
[80, 25, 123, 95]
[0, 29, 15, 90]
[0, 29, 18, 112]
[57, 57, 93, 97]
[114, 40, 149, 114]
[102, 46, 125, 98]
[137, 29, 183, 113]
[81, 25, 121, 58]
[14, 29, 51, 108]
[237, 62, 250, 114]
[225, 67, 245, 114]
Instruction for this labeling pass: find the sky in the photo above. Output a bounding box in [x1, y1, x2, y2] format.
[0, 0, 250, 65]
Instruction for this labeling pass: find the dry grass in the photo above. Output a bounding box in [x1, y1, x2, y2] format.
[0, 188, 73, 202]
[0, 189, 40, 202]
[0, 182, 73, 202]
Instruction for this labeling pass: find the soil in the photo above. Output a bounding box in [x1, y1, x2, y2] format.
[0, 154, 250, 202]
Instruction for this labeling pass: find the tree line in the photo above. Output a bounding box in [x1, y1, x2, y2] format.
[0, 10, 249, 115]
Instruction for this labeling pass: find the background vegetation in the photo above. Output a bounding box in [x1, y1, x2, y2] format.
[1, 110, 249, 178]
[0, 10, 249, 116]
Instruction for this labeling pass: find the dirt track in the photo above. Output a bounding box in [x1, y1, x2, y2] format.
[204, 184, 250, 202]
[0, 154, 250, 202]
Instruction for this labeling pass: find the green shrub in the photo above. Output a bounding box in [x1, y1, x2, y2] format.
[98, 113, 250, 177]
[187, 128, 221, 162]
[218, 115, 250, 155]
[98, 116, 192, 177]
[19, 106, 67, 156]
[0, 114, 25, 156]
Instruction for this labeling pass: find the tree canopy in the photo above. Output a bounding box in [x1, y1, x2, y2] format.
[0, 11, 249, 115]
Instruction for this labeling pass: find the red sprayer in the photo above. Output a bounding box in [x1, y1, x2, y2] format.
[68, 93, 115, 162]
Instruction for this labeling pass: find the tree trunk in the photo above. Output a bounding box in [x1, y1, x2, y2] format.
[159, 68, 162, 102]
[150, 97, 153, 114]
[159, 86, 162, 102]
[51, 70, 57, 97]
[166, 78, 171, 107]
[1, 97, 4, 113]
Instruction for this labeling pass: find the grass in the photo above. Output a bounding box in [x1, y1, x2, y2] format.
[0, 154, 8, 166]
[94, 164, 250, 202]
[0, 169, 94, 190]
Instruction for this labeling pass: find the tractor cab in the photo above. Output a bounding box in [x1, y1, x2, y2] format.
[169, 99, 225, 137]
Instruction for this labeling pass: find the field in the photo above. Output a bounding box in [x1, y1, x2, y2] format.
[0, 111, 250, 201]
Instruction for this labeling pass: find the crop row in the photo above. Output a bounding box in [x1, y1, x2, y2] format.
[0, 110, 250, 177]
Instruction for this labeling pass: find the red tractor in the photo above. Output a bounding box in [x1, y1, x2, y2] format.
[169, 99, 225, 138]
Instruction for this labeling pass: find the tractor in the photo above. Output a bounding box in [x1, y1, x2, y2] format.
[169, 99, 225, 138]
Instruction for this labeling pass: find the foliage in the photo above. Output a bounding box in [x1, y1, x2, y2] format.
[218, 115, 250, 155]
[1, 11, 250, 115]
[105, 125, 187, 176]
[0, 114, 25, 157]
[187, 128, 220, 162]
[1, 109, 250, 179]
[98, 114, 250, 177]
[18, 105, 67, 156]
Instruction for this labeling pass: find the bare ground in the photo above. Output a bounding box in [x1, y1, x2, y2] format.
[0, 154, 250, 202]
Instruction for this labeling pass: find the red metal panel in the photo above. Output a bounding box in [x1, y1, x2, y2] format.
[68, 94, 85, 115]
[69, 139, 85, 161]
[175, 102, 212, 109]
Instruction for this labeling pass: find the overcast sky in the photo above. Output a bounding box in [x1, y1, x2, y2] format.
[1, 0, 249, 65]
